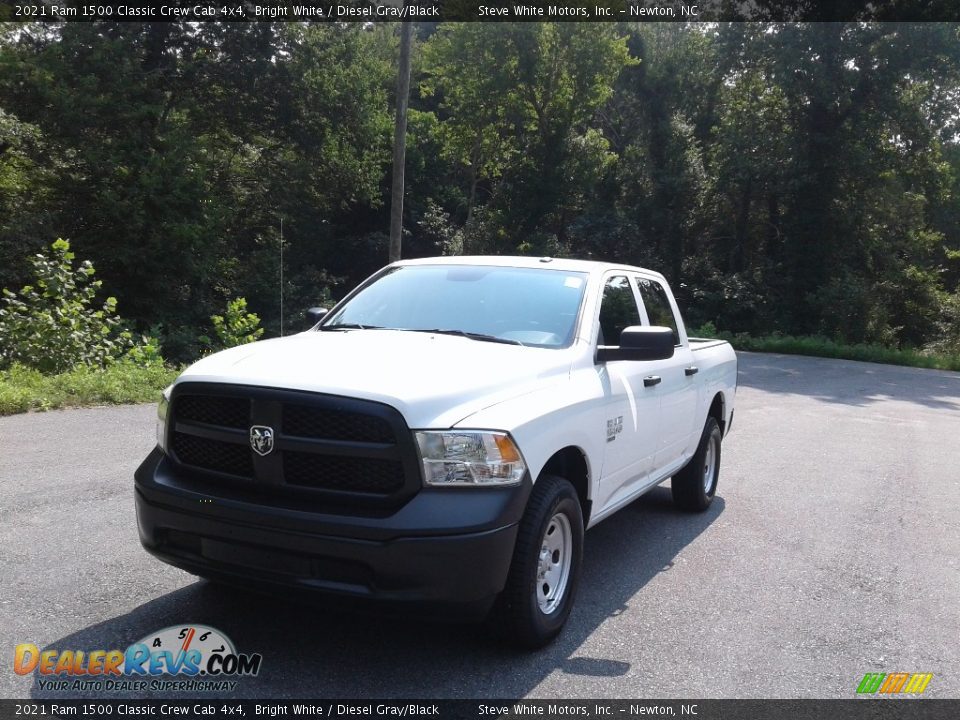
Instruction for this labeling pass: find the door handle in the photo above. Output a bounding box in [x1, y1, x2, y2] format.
[643, 376, 661, 387]
[685, 366, 699, 376]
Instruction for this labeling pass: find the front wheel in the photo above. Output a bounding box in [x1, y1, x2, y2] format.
[671, 416, 722, 512]
[497, 474, 584, 649]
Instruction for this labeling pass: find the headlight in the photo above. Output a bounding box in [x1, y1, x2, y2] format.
[415, 431, 526, 487]
[157, 386, 172, 453]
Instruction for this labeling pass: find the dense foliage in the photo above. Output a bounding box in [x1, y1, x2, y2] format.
[1, 22, 958, 361]
[0, 238, 256, 383]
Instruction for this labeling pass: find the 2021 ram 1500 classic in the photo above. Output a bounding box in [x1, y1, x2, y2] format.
[136, 256, 737, 647]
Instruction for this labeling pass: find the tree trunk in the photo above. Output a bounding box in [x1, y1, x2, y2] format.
[389, 20, 414, 263]
[733, 175, 752, 272]
[466, 161, 478, 226]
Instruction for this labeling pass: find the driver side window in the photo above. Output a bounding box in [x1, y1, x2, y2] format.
[597, 275, 641, 346]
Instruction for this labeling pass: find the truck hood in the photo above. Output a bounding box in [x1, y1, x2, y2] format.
[176, 330, 573, 428]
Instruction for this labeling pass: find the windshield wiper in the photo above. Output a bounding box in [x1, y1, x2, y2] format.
[317, 323, 383, 331]
[408, 328, 523, 346]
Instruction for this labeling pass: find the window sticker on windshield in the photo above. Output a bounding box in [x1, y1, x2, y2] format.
[564, 277, 584, 289]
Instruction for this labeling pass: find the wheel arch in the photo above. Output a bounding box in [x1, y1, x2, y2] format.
[538, 446, 592, 526]
[708, 391, 727, 435]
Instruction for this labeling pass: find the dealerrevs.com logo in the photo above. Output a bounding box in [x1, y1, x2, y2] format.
[14, 625, 262, 692]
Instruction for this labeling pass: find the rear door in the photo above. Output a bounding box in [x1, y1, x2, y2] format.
[633, 274, 699, 473]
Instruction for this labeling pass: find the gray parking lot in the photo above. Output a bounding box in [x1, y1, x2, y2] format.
[1, 352, 958, 699]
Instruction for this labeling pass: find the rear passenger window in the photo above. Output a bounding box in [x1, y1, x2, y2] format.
[637, 277, 680, 345]
[598, 275, 642, 346]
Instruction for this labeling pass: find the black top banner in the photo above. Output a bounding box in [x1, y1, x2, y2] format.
[2, 0, 960, 22]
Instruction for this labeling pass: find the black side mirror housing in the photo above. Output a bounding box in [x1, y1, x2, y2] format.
[597, 326, 675, 363]
[306, 307, 328, 326]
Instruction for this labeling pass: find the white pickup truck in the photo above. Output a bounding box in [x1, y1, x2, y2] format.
[136, 256, 737, 647]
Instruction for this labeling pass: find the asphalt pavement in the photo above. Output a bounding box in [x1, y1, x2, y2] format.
[1, 352, 958, 699]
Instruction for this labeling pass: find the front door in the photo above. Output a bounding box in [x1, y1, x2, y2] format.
[593, 274, 662, 516]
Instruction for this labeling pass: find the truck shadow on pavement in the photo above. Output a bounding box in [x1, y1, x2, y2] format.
[736, 351, 960, 412]
[32, 489, 722, 700]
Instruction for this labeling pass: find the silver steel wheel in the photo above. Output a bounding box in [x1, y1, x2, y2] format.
[536, 512, 573, 615]
[702, 433, 718, 494]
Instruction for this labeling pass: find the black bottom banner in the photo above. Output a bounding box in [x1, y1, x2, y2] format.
[1, 699, 957, 720]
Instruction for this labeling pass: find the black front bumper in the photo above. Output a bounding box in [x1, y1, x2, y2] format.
[135, 448, 529, 613]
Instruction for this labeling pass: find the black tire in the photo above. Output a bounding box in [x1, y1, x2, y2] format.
[671, 416, 722, 512]
[497, 474, 584, 649]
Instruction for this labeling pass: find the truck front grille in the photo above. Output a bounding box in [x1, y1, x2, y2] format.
[172, 431, 255, 478]
[283, 452, 403, 493]
[175, 394, 249, 429]
[283, 403, 394, 443]
[166, 385, 419, 509]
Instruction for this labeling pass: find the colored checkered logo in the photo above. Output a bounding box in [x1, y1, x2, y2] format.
[857, 672, 933, 694]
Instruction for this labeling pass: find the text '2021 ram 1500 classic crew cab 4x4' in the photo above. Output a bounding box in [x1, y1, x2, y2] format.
[136, 256, 737, 647]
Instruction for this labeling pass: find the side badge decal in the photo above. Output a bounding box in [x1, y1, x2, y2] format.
[606, 416, 623, 443]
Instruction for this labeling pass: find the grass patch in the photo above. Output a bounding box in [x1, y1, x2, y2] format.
[690, 324, 960, 372]
[0, 361, 180, 415]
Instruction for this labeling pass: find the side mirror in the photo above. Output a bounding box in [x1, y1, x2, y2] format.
[597, 326, 675, 363]
[306, 307, 328, 326]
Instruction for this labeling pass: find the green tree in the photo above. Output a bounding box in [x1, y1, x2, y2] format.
[0, 108, 58, 291]
[421, 23, 633, 252]
[0, 23, 394, 357]
[2, 21, 959, 356]
[601, 24, 720, 283]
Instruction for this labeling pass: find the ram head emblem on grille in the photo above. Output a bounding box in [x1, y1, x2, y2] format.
[249, 425, 275, 456]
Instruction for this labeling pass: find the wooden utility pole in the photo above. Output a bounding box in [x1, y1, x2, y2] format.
[388, 21, 413, 263]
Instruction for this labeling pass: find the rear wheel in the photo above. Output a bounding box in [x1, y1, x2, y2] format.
[497, 474, 583, 649]
[672, 416, 722, 512]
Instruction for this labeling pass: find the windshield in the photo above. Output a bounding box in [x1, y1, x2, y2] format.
[320, 265, 588, 349]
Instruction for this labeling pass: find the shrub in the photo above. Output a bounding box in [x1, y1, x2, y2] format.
[687, 321, 718, 338]
[125, 334, 164, 366]
[202, 297, 264, 351]
[0, 238, 134, 374]
[926, 291, 960, 357]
